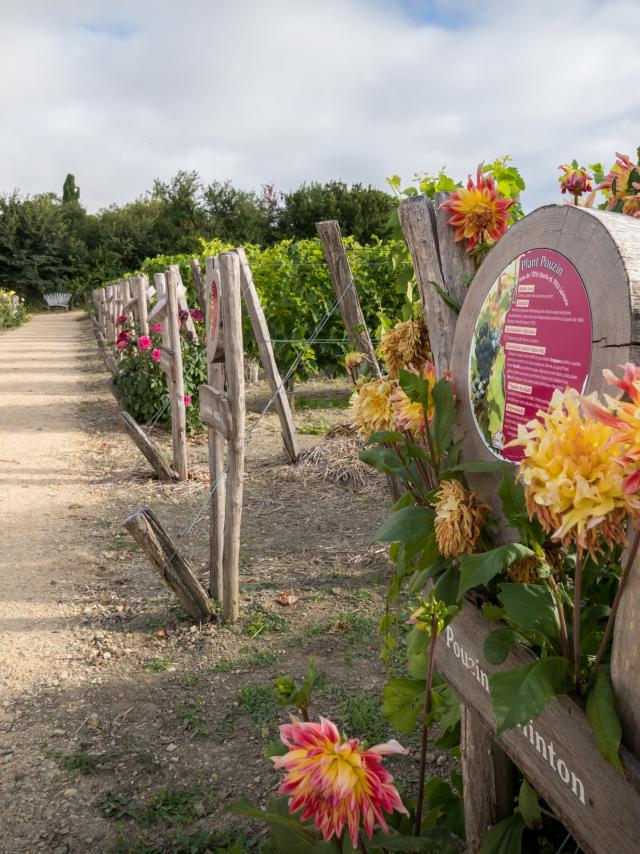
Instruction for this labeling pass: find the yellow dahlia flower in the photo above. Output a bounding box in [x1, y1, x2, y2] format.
[273, 716, 408, 847]
[377, 320, 431, 378]
[598, 152, 639, 209]
[434, 479, 488, 558]
[349, 377, 396, 437]
[390, 360, 437, 436]
[513, 388, 629, 556]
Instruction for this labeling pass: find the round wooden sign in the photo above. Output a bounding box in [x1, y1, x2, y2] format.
[452, 204, 640, 492]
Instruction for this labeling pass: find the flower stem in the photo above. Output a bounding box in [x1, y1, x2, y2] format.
[414, 613, 439, 836]
[593, 526, 640, 673]
[548, 575, 570, 661]
[392, 442, 429, 500]
[573, 552, 583, 690]
[422, 412, 440, 483]
[358, 832, 369, 853]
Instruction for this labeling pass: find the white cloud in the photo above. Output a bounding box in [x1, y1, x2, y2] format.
[1, 0, 639, 212]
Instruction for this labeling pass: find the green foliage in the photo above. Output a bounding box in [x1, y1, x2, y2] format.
[479, 813, 526, 854]
[0, 289, 26, 328]
[490, 657, 572, 735]
[586, 668, 623, 771]
[458, 544, 534, 597]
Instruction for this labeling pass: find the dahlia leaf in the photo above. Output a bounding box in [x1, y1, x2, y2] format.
[369, 828, 458, 852]
[374, 506, 435, 544]
[586, 669, 623, 771]
[431, 379, 456, 453]
[517, 779, 542, 829]
[381, 678, 425, 733]
[226, 797, 324, 848]
[499, 469, 543, 544]
[433, 566, 461, 607]
[458, 543, 534, 598]
[484, 627, 522, 665]
[427, 279, 461, 314]
[478, 813, 526, 854]
[497, 583, 560, 641]
[490, 657, 572, 735]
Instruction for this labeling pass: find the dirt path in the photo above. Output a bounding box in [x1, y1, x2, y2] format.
[0, 312, 99, 695]
[0, 314, 452, 853]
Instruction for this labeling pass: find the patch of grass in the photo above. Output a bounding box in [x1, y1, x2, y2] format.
[144, 783, 207, 825]
[101, 791, 142, 820]
[146, 658, 172, 674]
[331, 688, 390, 746]
[238, 683, 280, 727]
[144, 615, 167, 629]
[298, 423, 330, 435]
[213, 647, 278, 674]
[178, 699, 209, 737]
[116, 827, 247, 854]
[103, 783, 211, 829]
[297, 396, 349, 410]
[179, 673, 200, 687]
[53, 746, 100, 775]
[303, 610, 377, 644]
[243, 609, 289, 639]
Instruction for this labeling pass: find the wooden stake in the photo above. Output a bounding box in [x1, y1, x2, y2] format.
[204, 255, 226, 602]
[166, 269, 189, 481]
[219, 252, 245, 622]
[132, 274, 149, 336]
[123, 508, 214, 622]
[189, 257, 207, 315]
[168, 264, 198, 342]
[316, 220, 381, 376]
[398, 195, 458, 379]
[236, 246, 300, 462]
[119, 412, 178, 482]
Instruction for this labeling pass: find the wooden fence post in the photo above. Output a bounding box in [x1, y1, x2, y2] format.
[165, 268, 189, 481]
[203, 255, 226, 601]
[398, 195, 458, 379]
[236, 246, 300, 463]
[168, 264, 198, 342]
[219, 251, 245, 623]
[189, 257, 207, 315]
[132, 274, 149, 336]
[399, 192, 513, 849]
[316, 220, 381, 376]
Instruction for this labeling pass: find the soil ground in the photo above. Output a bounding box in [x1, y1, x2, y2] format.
[0, 312, 454, 853]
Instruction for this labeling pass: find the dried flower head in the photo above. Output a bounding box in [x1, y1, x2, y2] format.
[377, 320, 430, 378]
[273, 716, 408, 847]
[349, 377, 396, 437]
[434, 479, 488, 558]
[439, 165, 514, 253]
[513, 388, 630, 556]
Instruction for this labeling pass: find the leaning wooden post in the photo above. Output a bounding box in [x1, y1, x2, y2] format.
[399, 192, 513, 849]
[124, 508, 214, 622]
[168, 264, 199, 342]
[316, 220, 381, 376]
[202, 255, 226, 601]
[219, 251, 246, 623]
[165, 268, 189, 481]
[236, 246, 300, 463]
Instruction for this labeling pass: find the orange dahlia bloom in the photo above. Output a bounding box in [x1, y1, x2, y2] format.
[439, 165, 514, 253]
[598, 153, 639, 209]
[390, 360, 437, 436]
[583, 364, 640, 499]
[273, 716, 408, 847]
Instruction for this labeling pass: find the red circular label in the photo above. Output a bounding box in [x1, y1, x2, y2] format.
[468, 248, 592, 462]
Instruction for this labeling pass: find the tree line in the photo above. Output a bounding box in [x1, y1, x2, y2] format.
[0, 171, 396, 301]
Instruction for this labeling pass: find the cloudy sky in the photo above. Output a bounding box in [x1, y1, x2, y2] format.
[1, 0, 639, 212]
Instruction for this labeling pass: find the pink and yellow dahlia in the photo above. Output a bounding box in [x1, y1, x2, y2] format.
[439, 165, 514, 253]
[390, 360, 437, 436]
[558, 163, 593, 200]
[273, 716, 408, 847]
[582, 364, 640, 498]
[598, 152, 639, 209]
[349, 377, 396, 437]
[513, 388, 629, 556]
